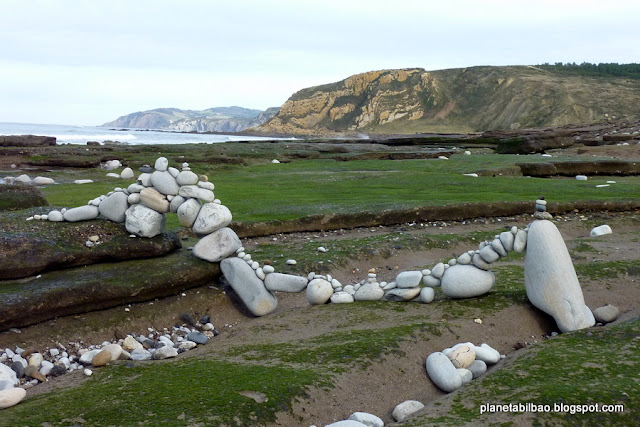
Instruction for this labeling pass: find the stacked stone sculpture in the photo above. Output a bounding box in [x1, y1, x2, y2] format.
[29, 159, 597, 335]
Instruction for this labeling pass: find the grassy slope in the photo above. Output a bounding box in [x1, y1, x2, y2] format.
[41, 154, 640, 224]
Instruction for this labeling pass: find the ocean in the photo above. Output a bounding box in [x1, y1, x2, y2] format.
[0, 122, 281, 145]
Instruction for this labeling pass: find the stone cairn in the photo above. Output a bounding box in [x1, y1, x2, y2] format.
[5, 160, 599, 411]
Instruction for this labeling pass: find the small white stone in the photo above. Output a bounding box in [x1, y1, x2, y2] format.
[84, 368, 93, 376]
[286, 259, 297, 265]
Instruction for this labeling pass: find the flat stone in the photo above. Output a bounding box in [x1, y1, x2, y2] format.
[471, 343, 501, 365]
[186, 331, 208, 345]
[500, 231, 515, 252]
[348, 412, 384, 427]
[129, 348, 152, 361]
[422, 275, 441, 287]
[98, 191, 129, 223]
[151, 170, 180, 195]
[472, 253, 492, 270]
[139, 187, 170, 213]
[32, 176, 55, 185]
[198, 181, 214, 190]
[590, 225, 612, 237]
[513, 229, 528, 253]
[419, 287, 435, 303]
[153, 345, 178, 360]
[192, 203, 232, 237]
[306, 278, 333, 305]
[127, 183, 145, 193]
[524, 220, 595, 332]
[192, 227, 242, 262]
[384, 287, 421, 302]
[178, 185, 215, 203]
[479, 245, 500, 263]
[220, 257, 278, 316]
[395, 271, 423, 288]
[177, 198, 202, 228]
[426, 352, 463, 393]
[354, 282, 384, 301]
[392, 400, 425, 422]
[0, 387, 27, 409]
[125, 204, 166, 238]
[62, 205, 99, 222]
[491, 238, 508, 257]
[330, 292, 355, 304]
[264, 273, 308, 292]
[441, 264, 495, 298]
[592, 304, 619, 323]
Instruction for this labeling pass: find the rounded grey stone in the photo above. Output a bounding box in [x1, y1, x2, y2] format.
[499, 230, 515, 252]
[467, 359, 487, 378]
[125, 204, 166, 238]
[306, 278, 333, 305]
[491, 238, 508, 257]
[384, 287, 421, 302]
[98, 191, 129, 223]
[592, 304, 619, 324]
[426, 352, 463, 393]
[422, 275, 441, 287]
[431, 262, 445, 278]
[513, 229, 528, 252]
[441, 264, 495, 298]
[479, 245, 500, 263]
[395, 271, 423, 288]
[62, 205, 99, 222]
[177, 198, 202, 228]
[192, 203, 232, 237]
[392, 400, 425, 422]
[419, 286, 435, 303]
[151, 170, 180, 195]
[47, 210, 63, 222]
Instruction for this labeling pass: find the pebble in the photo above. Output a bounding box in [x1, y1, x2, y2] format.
[590, 225, 612, 237]
[576, 175, 588, 180]
[84, 368, 93, 376]
[422, 275, 441, 287]
[457, 368, 473, 384]
[286, 259, 297, 265]
[265, 273, 308, 293]
[419, 287, 435, 303]
[354, 282, 384, 301]
[330, 292, 355, 304]
[592, 304, 619, 323]
[130, 348, 153, 361]
[153, 346, 178, 360]
[263, 265, 275, 274]
[392, 400, 425, 422]
[467, 360, 487, 378]
[384, 287, 421, 302]
[441, 264, 495, 298]
[471, 343, 501, 365]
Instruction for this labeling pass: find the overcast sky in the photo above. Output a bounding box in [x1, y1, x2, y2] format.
[1, 0, 638, 126]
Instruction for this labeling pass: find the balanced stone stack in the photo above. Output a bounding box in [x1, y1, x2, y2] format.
[426, 342, 502, 393]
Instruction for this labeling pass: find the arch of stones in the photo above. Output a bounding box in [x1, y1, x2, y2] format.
[36, 157, 595, 334]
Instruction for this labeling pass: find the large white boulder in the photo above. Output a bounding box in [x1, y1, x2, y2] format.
[0, 387, 27, 409]
[151, 170, 180, 195]
[125, 204, 166, 238]
[524, 220, 595, 332]
[0, 364, 18, 386]
[441, 264, 495, 298]
[192, 203, 232, 237]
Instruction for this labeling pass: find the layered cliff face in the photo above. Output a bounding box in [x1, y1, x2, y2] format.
[252, 66, 640, 135]
[103, 106, 278, 132]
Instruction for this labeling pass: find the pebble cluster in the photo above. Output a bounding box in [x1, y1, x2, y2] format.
[0, 317, 217, 409]
[426, 342, 503, 393]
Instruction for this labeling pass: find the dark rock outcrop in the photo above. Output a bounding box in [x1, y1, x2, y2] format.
[0, 218, 182, 280]
[0, 185, 48, 212]
[517, 160, 640, 177]
[0, 248, 220, 330]
[0, 135, 56, 147]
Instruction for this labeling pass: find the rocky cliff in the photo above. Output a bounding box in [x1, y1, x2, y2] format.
[103, 106, 278, 132]
[252, 66, 640, 135]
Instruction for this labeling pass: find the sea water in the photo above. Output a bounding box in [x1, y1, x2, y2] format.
[0, 122, 280, 145]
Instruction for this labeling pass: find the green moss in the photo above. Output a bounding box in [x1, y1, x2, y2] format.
[575, 260, 640, 280]
[226, 322, 441, 372]
[0, 360, 323, 426]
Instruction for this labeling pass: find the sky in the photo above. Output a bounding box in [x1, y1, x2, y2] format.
[1, 0, 638, 126]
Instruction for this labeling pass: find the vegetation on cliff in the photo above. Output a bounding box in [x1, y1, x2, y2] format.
[252, 65, 640, 135]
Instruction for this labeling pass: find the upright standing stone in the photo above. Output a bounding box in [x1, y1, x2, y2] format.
[524, 220, 595, 332]
[98, 191, 129, 223]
